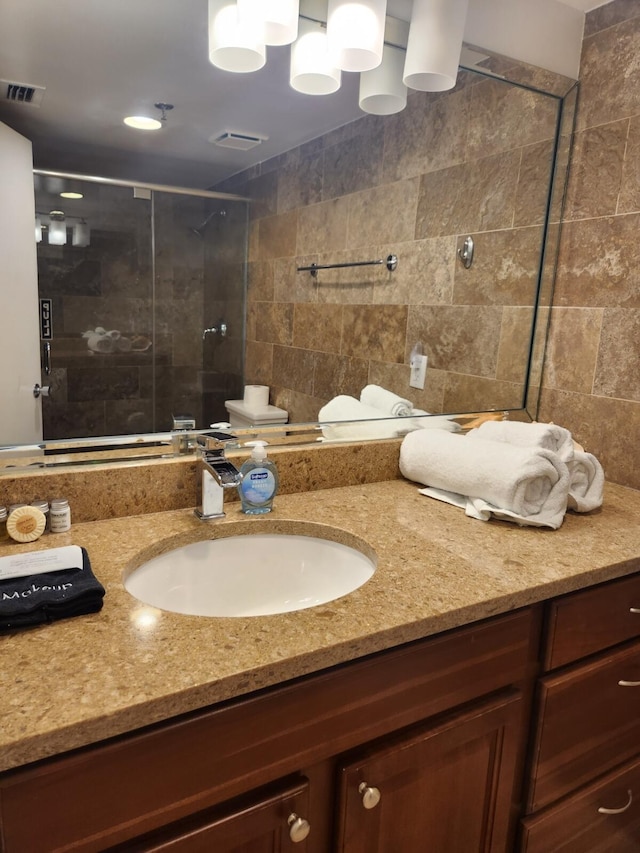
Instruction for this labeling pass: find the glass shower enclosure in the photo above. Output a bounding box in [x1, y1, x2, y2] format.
[33, 172, 248, 440]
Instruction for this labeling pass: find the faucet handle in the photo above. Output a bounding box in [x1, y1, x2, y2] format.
[196, 431, 237, 453]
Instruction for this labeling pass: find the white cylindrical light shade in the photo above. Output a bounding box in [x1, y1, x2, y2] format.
[208, 0, 266, 73]
[238, 0, 298, 45]
[403, 0, 469, 92]
[327, 0, 387, 72]
[359, 43, 407, 114]
[48, 218, 67, 246]
[290, 19, 341, 95]
[72, 221, 91, 248]
[35, 216, 42, 243]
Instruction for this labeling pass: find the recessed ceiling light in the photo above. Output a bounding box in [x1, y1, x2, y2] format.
[60, 191, 83, 199]
[123, 115, 162, 131]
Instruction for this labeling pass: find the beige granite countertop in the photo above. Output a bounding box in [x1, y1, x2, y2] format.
[1, 477, 640, 775]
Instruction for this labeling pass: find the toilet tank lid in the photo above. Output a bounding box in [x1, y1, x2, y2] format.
[225, 399, 289, 419]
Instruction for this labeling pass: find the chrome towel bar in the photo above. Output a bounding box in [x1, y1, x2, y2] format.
[297, 253, 398, 278]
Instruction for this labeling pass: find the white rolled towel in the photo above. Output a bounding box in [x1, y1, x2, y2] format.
[319, 395, 400, 440]
[468, 420, 575, 463]
[567, 451, 604, 512]
[360, 385, 412, 417]
[86, 332, 114, 353]
[400, 429, 570, 528]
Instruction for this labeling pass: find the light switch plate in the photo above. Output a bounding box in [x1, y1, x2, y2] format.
[410, 354, 428, 389]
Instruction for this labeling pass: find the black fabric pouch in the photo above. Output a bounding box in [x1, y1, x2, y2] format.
[0, 546, 105, 630]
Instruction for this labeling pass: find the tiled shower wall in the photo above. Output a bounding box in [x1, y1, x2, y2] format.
[220, 66, 564, 424]
[539, 0, 640, 489]
[37, 186, 244, 438]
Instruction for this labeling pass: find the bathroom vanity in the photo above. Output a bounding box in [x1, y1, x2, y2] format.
[1, 476, 640, 851]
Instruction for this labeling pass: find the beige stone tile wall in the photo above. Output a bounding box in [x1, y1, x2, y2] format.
[223, 69, 560, 424]
[539, 0, 640, 488]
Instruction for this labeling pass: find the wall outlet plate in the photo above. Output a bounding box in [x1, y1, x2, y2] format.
[410, 354, 428, 389]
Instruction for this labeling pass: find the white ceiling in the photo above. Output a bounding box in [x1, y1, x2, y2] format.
[0, 0, 612, 190]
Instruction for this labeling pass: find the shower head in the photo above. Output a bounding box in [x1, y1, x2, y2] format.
[190, 208, 226, 237]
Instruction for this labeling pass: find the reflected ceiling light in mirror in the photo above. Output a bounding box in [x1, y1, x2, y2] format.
[35, 216, 42, 243]
[72, 219, 91, 248]
[48, 213, 67, 246]
[327, 0, 387, 72]
[359, 43, 407, 114]
[290, 18, 341, 95]
[123, 115, 162, 130]
[403, 0, 469, 92]
[208, 0, 266, 73]
[238, 0, 299, 45]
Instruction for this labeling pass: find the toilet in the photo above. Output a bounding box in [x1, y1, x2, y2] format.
[224, 399, 289, 430]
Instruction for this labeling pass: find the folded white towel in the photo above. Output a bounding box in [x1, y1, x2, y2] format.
[418, 486, 563, 529]
[395, 413, 461, 436]
[468, 420, 575, 463]
[319, 395, 400, 441]
[360, 384, 412, 417]
[567, 451, 604, 512]
[400, 429, 570, 528]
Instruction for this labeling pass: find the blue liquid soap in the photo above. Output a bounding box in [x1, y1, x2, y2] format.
[238, 441, 278, 515]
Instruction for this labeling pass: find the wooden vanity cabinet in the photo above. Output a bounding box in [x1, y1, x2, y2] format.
[520, 573, 640, 852]
[0, 607, 539, 853]
[335, 690, 525, 853]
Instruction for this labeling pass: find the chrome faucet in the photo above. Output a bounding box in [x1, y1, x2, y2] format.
[194, 432, 241, 520]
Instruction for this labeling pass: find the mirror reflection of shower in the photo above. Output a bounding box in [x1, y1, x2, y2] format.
[190, 208, 226, 237]
[32, 172, 247, 440]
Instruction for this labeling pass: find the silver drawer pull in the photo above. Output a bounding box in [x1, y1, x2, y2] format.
[598, 789, 633, 815]
[630, 608, 640, 614]
[618, 680, 640, 687]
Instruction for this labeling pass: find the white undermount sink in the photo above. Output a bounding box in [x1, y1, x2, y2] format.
[124, 527, 376, 617]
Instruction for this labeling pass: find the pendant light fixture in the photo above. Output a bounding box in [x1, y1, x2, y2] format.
[238, 0, 299, 46]
[359, 43, 407, 115]
[403, 0, 469, 92]
[327, 0, 387, 73]
[208, 0, 266, 73]
[290, 18, 341, 96]
[72, 220, 91, 248]
[48, 213, 67, 246]
[203, 1, 470, 109]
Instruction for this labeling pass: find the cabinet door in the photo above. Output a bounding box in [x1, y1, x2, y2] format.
[115, 778, 311, 852]
[335, 692, 523, 853]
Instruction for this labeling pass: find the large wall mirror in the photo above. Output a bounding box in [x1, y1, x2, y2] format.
[0, 50, 577, 472]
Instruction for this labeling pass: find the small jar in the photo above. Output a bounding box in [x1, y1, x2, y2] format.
[30, 499, 50, 531]
[8, 503, 27, 516]
[50, 498, 71, 533]
[0, 506, 8, 542]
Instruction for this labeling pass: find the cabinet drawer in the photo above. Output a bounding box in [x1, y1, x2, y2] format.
[528, 640, 640, 811]
[544, 572, 640, 670]
[521, 753, 640, 853]
[0, 608, 537, 853]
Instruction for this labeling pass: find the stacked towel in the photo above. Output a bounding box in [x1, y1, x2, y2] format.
[360, 385, 412, 417]
[319, 395, 400, 440]
[468, 419, 603, 512]
[468, 420, 575, 463]
[400, 429, 570, 529]
[567, 452, 605, 512]
[0, 545, 105, 631]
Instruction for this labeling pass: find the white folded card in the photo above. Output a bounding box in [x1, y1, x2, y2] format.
[0, 545, 83, 582]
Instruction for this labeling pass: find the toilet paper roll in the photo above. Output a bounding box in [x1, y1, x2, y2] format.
[243, 385, 269, 408]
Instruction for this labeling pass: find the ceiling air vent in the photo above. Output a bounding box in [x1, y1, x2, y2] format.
[1, 80, 46, 107]
[210, 131, 268, 151]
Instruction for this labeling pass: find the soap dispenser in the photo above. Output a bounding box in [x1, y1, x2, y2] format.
[238, 441, 278, 514]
